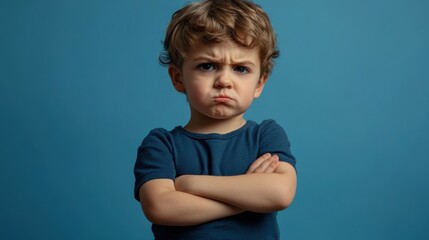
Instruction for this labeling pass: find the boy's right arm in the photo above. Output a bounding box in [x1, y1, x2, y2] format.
[139, 179, 243, 226]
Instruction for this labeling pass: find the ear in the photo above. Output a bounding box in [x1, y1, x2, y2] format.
[253, 74, 268, 98]
[168, 64, 186, 93]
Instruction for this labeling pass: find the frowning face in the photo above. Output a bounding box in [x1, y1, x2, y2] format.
[169, 42, 267, 124]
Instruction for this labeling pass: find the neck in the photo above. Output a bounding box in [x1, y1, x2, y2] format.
[184, 113, 246, 134]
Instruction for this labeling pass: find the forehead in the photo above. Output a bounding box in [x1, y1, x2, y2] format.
[186, 42, 261, 65]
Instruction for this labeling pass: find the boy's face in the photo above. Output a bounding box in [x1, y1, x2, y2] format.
[169, 41, 267, 121]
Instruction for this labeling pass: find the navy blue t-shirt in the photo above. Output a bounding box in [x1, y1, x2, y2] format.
[134, 120, 296, 240]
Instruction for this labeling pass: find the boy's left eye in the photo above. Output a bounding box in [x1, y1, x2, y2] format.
[233, 66, 250, 74]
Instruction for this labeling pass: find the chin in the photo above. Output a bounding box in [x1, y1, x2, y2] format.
[210, 111, 243, 120]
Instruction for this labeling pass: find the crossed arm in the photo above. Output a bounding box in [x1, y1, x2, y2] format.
[138, 153, 297, 226]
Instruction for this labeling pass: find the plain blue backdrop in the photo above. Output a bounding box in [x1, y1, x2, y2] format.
[1, 0, 428, 239]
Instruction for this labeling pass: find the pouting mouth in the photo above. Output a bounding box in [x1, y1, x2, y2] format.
[213, 95, 232, 99]
[213, 95, 232, 103]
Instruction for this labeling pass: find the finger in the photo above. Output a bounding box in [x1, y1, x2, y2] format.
[263, 155, 280, 173]
[254, 155, 279, 173]
[246, 153, 271, 174]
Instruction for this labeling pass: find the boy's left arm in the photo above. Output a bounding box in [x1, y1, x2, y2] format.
[175, 154, 297, 213]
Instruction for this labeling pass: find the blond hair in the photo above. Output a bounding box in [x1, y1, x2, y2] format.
[159, 0, 279, 76]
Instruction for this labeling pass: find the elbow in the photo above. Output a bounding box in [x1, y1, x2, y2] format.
[144, 209, 162, 225]
[141, 202, 171, 225]
[258, 194, 293, 213]
[146, 214, 166, 225]
[275, 193, 294, 210]
[273, 166, 297, 211]
[272, 183, 296, 211]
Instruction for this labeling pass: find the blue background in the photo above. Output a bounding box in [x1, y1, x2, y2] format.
[1, 0, 428, 239]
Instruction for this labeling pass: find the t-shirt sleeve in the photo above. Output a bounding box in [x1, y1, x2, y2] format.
[258, 120, 296, 169]
[133, 129, 176, 201]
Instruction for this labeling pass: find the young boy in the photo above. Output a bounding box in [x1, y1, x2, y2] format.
[134, 0, 297, 239]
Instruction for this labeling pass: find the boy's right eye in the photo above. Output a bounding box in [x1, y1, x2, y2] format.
[198, 63, 216, 71]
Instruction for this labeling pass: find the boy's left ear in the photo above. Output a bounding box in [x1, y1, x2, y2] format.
[254, 74, 268, 98]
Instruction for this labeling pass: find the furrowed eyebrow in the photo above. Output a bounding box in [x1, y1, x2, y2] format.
[191, 57, 217, 62]
[232, 60, 256, 67]
[191, 57, 256, 67]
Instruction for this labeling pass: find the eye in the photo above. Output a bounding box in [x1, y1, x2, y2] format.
[233, 65, 250, 74]
[197, 63, 216, 71]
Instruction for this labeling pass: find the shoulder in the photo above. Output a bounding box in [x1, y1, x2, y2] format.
[260, 119, 283, 129]
[139, 126, 194, 152]
[141, 128, 169, 145]
[139, 127, 180, 151]
[252, 119, 296, 168]
[142, 126, 183, 142]
[146, 127, 172, 137]
[246, 119, 286, 135]
[245, 119, 291, 146]
[255, 119, 290, 142]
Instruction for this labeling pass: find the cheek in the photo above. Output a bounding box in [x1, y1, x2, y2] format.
[243, 95, 255, 106]
[185, 85, 207, 103]
[239, 89, 257, 106]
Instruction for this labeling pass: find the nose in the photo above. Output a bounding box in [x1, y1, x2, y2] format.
[214, 69, 232, 89]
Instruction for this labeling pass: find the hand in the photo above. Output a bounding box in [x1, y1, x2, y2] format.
[246, 153, 280, 174]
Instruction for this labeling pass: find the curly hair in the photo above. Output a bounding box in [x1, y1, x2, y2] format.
[159, 0, 280, 76]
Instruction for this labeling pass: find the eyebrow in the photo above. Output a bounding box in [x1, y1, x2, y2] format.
[191, 56, 257, 67]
